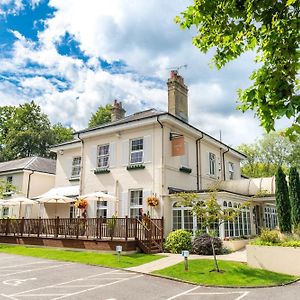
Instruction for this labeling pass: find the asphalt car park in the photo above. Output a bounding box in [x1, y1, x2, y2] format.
[0, 253, 299, 300]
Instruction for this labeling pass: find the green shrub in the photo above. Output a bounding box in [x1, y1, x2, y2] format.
[164, 229, 192, 254]
[260, 229, 280, 244]
[192, 234, 223, 255]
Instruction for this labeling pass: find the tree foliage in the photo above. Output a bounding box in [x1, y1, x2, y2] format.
[237, 131, 300, 177]
[176, 0, 299, 138]
[176, 188, 249, 272]
[0, 102, 75, 161]
[88, 104, 112, 128]
[275, 166, 291, 233]
[51, 123, 74, 145]
[289, 167, 300, 227]
[0, 178, 16, 199]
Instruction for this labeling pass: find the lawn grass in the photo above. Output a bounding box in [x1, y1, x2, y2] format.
[0, 244, 163, 269]
[153, 259, 298, 287]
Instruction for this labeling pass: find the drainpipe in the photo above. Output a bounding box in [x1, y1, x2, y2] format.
[196, 134, 204, 191]
[26, 170, 34, 198]
[157, 116, 164, 218]
[222, 147, 230, 181]
[77, 133, 84, 196]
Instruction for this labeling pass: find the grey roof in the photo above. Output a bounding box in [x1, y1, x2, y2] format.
[0, 157, 56, 174]
[78, 108, 165, 134]
[51, 108, 246, 158]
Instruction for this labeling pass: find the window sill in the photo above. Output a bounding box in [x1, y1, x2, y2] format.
[127, 164, 145, 171]
[94, 168, 111, 174]
[69, 177, 80, 182]
[179, 166, 192, 174]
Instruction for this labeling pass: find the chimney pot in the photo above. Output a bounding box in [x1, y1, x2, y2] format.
[111, 99, 126, 121]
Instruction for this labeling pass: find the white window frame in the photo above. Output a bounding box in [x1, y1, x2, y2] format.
[97, 144, 110, 169]
[129, 189, 143, 218]
[96, 200, 108, 218]
[228, 162, 234, 180]
[172, 202, 194, 233]
[71, 156, 81, 178]
[209, 152, 216, 176]
[130, 138, 144, 164]
[69, 203, 76, 219]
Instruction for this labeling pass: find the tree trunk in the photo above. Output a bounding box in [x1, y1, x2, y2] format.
[210, 236, 220, 272]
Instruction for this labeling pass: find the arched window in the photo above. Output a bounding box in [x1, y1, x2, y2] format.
[223, 201, 227, 207]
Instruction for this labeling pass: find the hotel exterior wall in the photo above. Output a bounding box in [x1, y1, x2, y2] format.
[54, 147, 81, 188]
[22, 171, 55, 198]
[81, 123, 163, 218]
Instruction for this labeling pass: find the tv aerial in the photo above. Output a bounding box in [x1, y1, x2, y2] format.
[166, 64, 188, 72]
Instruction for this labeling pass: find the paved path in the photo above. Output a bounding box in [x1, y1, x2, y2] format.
[127, 248, 247, 273]
[0, 252, 299, 300]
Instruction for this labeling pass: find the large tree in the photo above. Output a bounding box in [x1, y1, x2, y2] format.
[88, 104, 112, 128]
[0, 102, 75, 161]
[289, 167, 300, 228]
[51, 123, 74, 145]
[275, 166, 291, 233]
[238, 131, 299, 178]
[176, 1, 299, 138]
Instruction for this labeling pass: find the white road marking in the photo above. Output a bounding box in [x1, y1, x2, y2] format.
[0, 262, 50, 270]
[3, 278, 37, 286]
[9, 269, 118, 297]
[52, 274, 143, 300]
[235, 291, 250, 300]
[177, 291, 250, 300]
[0, 293, 18, 300]
[165, 286, 200, 300]
[0, 263, 71, 277]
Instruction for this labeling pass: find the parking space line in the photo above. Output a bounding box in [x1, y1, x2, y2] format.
[171, 291, 250, 300]
[0, 262, 51, 269]
[9, 269, 118, 297]
[0, 263, 72, 277]
[52, 275, 144, 300]
[235, 291, 250, 300]
[165, 286, 200, 300]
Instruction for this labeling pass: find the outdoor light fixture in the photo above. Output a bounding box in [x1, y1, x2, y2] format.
[116, 245, 122, 262]
[169, 132, 183, 141]
[59, 150, 64, 155]
[182, 250, 189, 271]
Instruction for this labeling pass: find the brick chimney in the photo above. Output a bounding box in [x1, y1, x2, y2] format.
[167, 70, 188, 122]
[111, 99, 126, 122]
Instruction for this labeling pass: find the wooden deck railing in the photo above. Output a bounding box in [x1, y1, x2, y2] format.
[0, 217, 163, 243]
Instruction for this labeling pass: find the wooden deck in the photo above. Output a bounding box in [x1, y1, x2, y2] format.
[0, 217, 164, 253]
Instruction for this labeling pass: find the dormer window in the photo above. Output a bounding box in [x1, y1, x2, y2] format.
[71, 156, 81, 178]
[130, 138, 143, 164]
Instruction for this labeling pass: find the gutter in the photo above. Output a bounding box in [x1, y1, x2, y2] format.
[196, 134, 204, 191]
[77, 133, 85, 196]
[222, 147, 230, 180]
[26, 170, 34, 198]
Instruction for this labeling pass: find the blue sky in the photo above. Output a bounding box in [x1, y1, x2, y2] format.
[0, 0, 289, 146]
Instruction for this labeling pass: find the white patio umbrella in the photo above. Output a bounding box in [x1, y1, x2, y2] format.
[37, 195, 75, 217]
[78, 192, 116, 201]
[4, 197, 37, 218]
[0, 199, 19, 218]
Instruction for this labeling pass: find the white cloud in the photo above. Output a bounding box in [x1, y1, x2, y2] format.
[0, 0, 289, 147]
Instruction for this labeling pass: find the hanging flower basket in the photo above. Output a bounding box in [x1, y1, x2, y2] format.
[75, 199, 88, 210]
[146, 195, 159, 207]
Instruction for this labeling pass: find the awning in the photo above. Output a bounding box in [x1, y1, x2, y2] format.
[35, 185, 79, 199]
